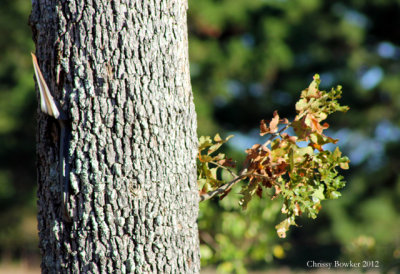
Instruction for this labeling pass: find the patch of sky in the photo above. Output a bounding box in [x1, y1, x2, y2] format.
[377, 41, 398, 59]
[213, 95, 227, 107]
[360, 66, 383, 90]
[241, 33, 255, 48]
[272, 90, 292, 106]
[332, 4, 369, 28]
[229, 125, 301, 151]
[249, 83, 263, 98]
[229, 120, 400, 172]
[375, 119, 400, 142]
[343, 9, 368, 28]
[229, 128, 265, 151]
[327, 121, 400, 170]
[326, 129, 367, 164]
[295, 53, 312, 67]
[319, 72, 335, 89]
[227, 80, 244, 98]
[316, 128, 384, 170]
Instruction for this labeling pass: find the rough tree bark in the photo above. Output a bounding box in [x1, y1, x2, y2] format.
[30, 0, 200, 272]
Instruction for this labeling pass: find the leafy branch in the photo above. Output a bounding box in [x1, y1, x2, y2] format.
[197, 74, 350, 238]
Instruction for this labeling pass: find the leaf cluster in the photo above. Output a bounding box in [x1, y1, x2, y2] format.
[198, 74, 349, 238]
[198, 134, 236, 195]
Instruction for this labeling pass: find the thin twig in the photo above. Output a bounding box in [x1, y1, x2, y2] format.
[199, 231, 219, 251]
[209, 161, 237, 178]
[199, 169, 247, 202]
[261, 123, 290, 148]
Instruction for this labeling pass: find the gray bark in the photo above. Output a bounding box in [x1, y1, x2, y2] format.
[30, 0, 200, 273]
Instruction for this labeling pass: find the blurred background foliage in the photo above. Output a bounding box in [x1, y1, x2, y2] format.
[0, 0, 38, 263]
[188, 0, 400, 272]
[1, 0, 400, 272]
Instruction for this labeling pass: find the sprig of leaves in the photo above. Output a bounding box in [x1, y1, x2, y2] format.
[198, 74, 349, 238]
[198, 134, 236, 195]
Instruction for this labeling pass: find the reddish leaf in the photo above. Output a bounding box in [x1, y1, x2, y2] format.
[256, 185, 263, 198]
[260, 112, 282, 136]
[246, 144, 261, 153]
[308, 114, 329, 134]
[280, 118, 289, 124]
[262, 178, 272, 188]
[274, 161, 288, 176]
[217, 158, 236, 168]
[282, 133, 298, 144]
[260, 119, 269, 136]
[310, 142, 324, 152]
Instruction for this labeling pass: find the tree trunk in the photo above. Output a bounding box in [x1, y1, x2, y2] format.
[30, 0, 200, 272]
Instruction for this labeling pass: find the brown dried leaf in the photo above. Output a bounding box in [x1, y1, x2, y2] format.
[280, 118, 289, 124]
[269, 111, 280, 133]
[274, 162, 288, 176]
[294, 202, 302, 216]
[282, 133, 298, 144]
[260, 119, 269, 136]
[307, 114, 329, 134]
[310, 142, 324, 152]
[272, 184, 281, 200]
[217, 158, 236, 168]
[256, 185, 263, 198]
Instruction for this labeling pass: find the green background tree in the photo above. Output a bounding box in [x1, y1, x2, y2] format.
[189, 0, 400, 271]
[0, 0, 400, 272]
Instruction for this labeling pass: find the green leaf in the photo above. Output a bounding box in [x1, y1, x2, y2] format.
[295, 98, 308, 112]
[214, 133, 222, 142]
[310, 133, 318, 144]
[203, 182, 212, 192]
[312, 184, 325, 201]
[207, 134, 234, 154]
[199, 136, 213, 151]
[328, 191, 341, 199]
[239, 182, 258, 210]
[208, 142, 224, 155]
[289, 148, 294, 172]
[200, 155, 213, 162]
[333, 146, 342, 159]
[210, 167, 218, 179]
[212, 153, 225, 161]
[296, 146, 314, 158]
[275, 216, 295, 238]
[339, 161, 349, 170]
[308, 74, 320, 95]
[200, 244, 213, 261]
[198, 178, 207, 187]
